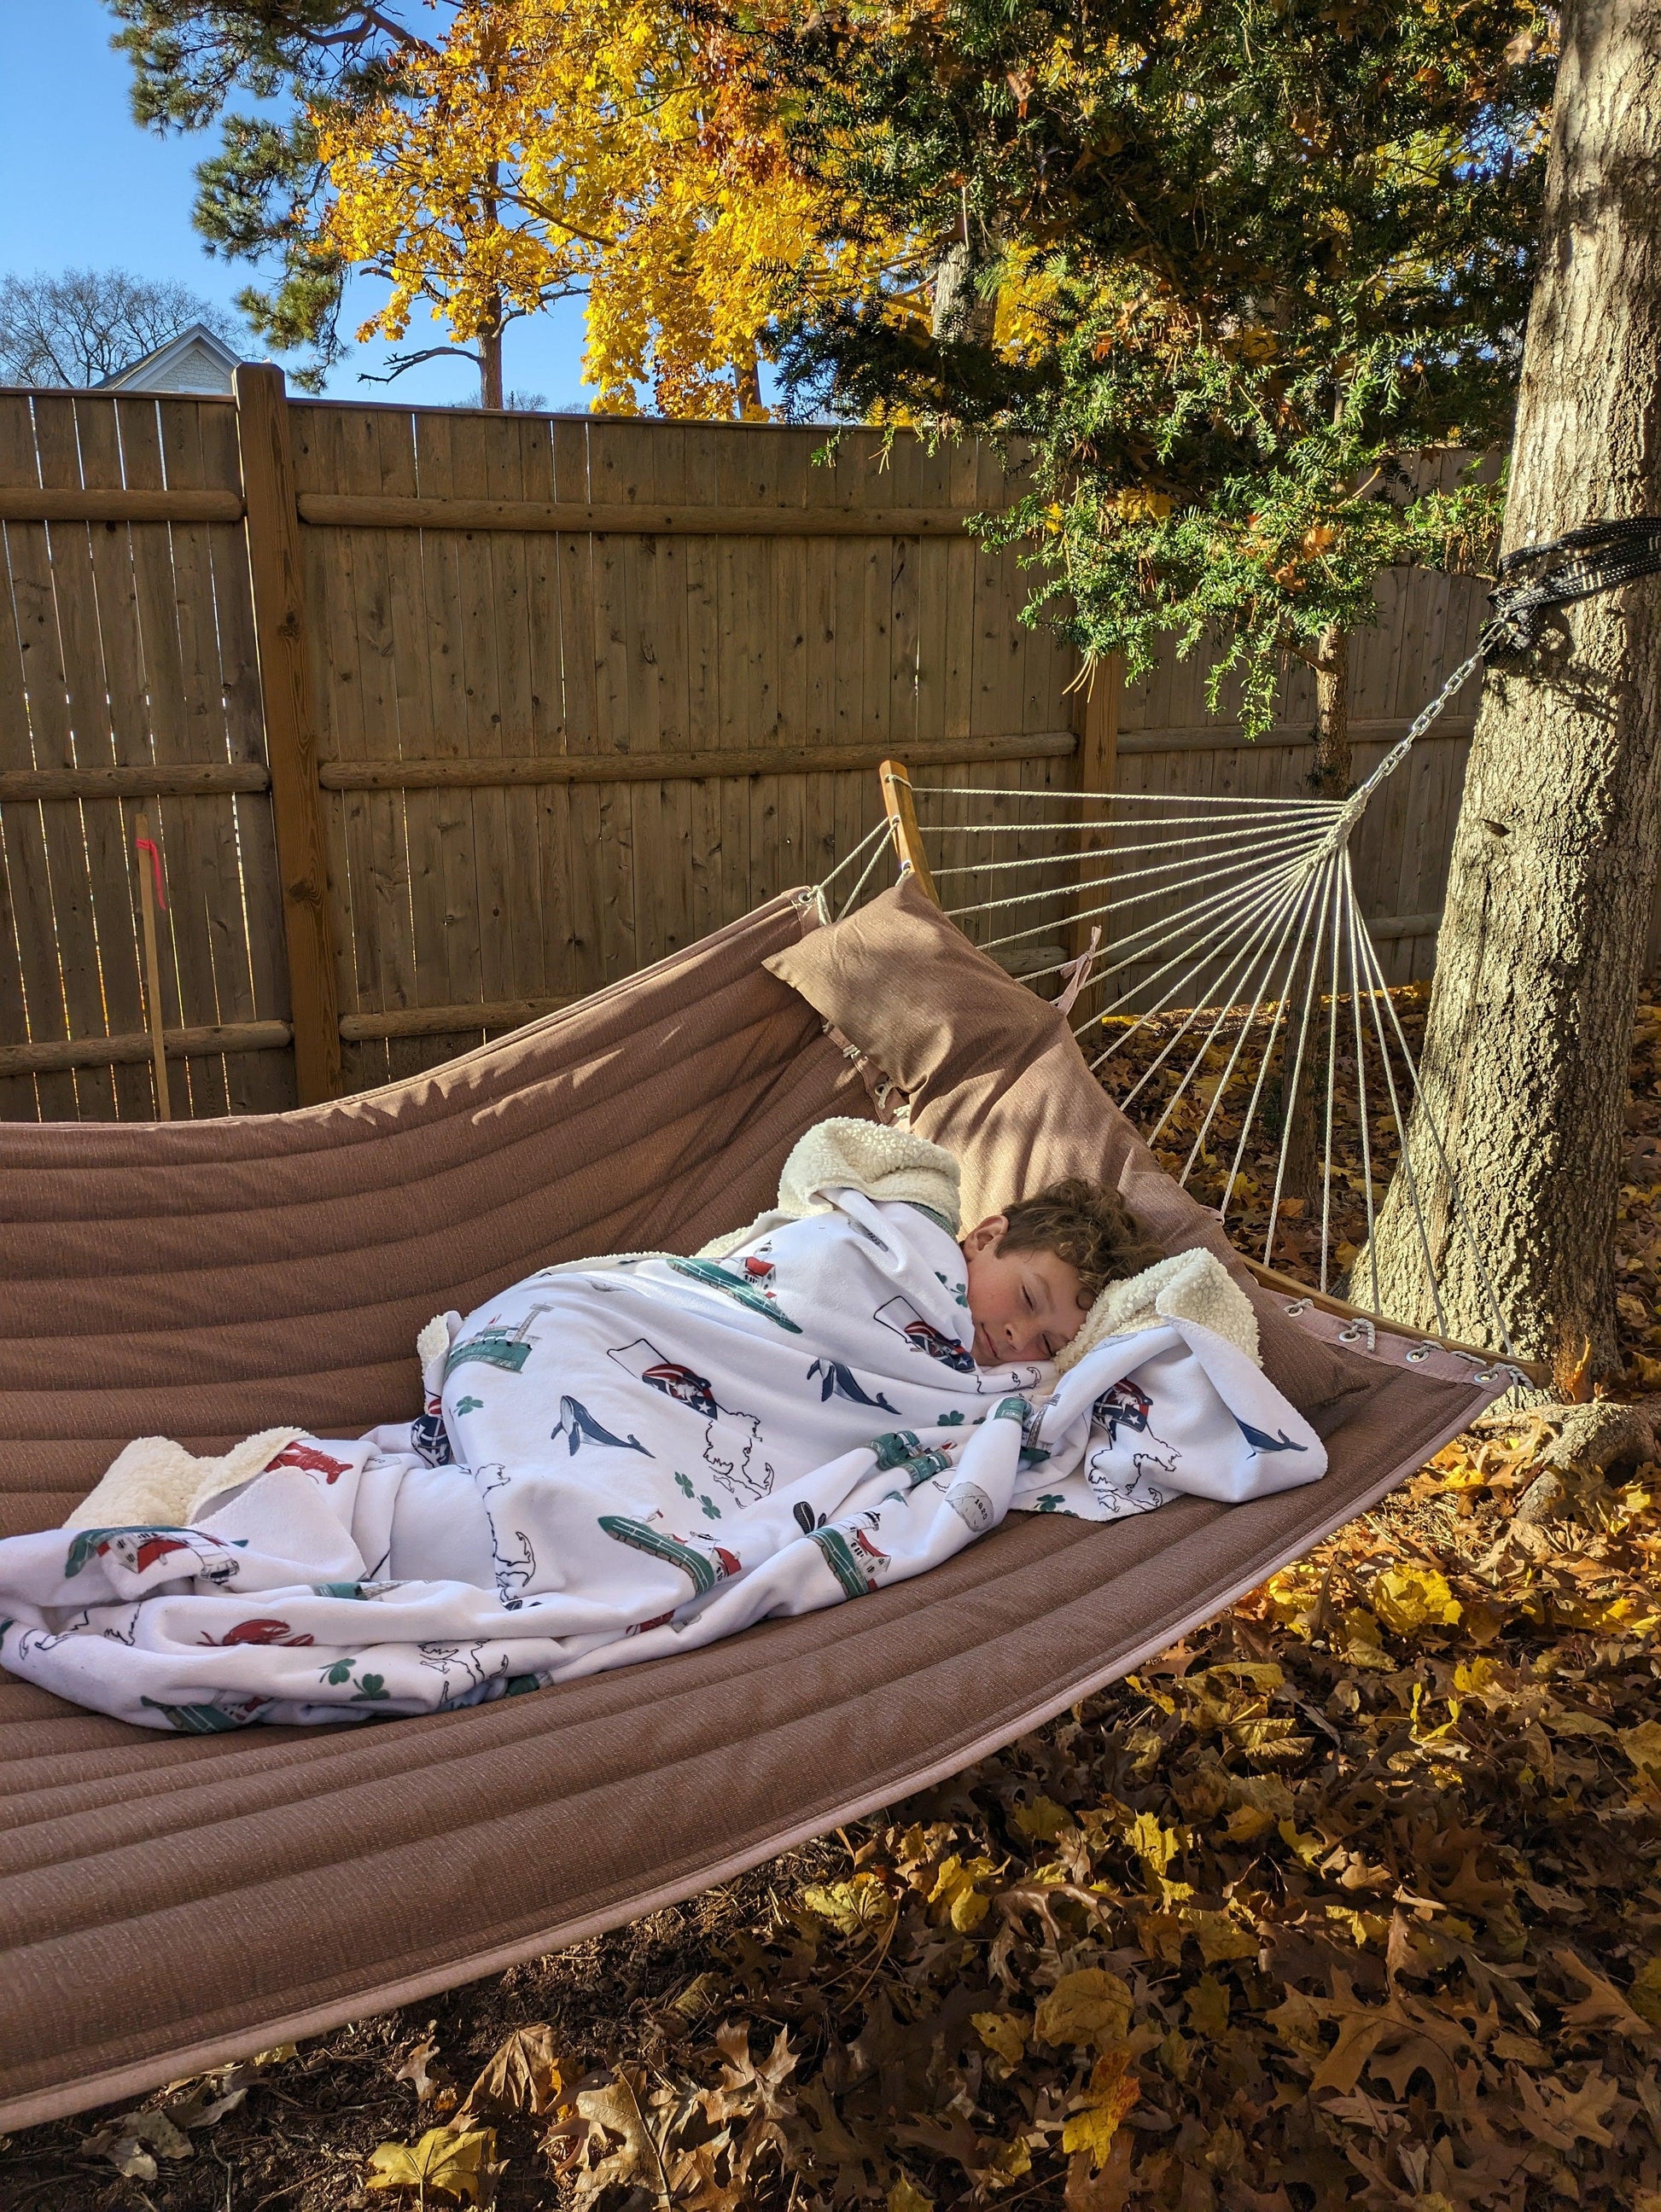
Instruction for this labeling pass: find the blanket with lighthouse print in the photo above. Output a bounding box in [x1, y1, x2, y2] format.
[0, 1190, 1325, 1731]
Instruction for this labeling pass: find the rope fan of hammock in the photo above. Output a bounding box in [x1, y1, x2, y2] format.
[821, 728, 1530, 1382]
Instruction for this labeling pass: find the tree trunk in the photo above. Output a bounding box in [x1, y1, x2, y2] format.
[1313, 624, 1349, 799]
[1362, 0, 1661, 1388]
[735, 341, 763, 418]
[932, 236, 998, 346]
[479, 325, 504, 410]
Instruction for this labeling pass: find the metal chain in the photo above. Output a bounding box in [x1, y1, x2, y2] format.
[1335, 645, 1488, 829]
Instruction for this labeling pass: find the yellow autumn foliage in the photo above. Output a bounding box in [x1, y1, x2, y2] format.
[313, 0, 906, 416]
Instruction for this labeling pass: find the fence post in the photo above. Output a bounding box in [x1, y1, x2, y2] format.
[1069, 653, 1120, 964]
[1072, 650, 1120, 795]
[233, 363, 341, 1104]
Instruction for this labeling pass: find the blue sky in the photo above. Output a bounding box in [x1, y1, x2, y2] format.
[0, 0, 594, 406]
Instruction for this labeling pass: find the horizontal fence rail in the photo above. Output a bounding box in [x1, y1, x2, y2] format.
[0, 371, 1503, 1122]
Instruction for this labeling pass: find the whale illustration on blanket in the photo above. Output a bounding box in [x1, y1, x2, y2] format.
[551, 1395, 652, 1458]
[807, 1358, 899, 1414]
[1234, 1414, 1310, 1455]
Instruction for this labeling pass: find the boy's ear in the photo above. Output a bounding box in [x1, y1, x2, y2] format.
[962, 1214, 1009, 1256]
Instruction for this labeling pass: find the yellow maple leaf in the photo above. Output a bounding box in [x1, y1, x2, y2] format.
[972, 2010, 1030, 2066]
[364, 2126, 496, 2203]
[926, 1852, 999, 1931]
[801, 1874, 896, 1937]
[1034, 1968, 1133, 2048]
[1629, 1956, 1661, 2029]
[1013, 1796, 1075, 1841]
[1369, 1566, 1461, 1634]
[1621, 1720, 1661, 1773]
[1125, 1810, 1185, 1876]
[1060, 2050, 1140, 2167]
[889, 2179, 935, 2212]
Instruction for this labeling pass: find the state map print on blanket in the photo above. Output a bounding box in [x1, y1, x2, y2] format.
[0, 1192, 1326, 1730]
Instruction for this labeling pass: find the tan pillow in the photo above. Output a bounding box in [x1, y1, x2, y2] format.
[767, 881, 1373, 1415]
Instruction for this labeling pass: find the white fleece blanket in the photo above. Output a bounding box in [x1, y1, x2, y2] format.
[0, 1192, 1325, 1731]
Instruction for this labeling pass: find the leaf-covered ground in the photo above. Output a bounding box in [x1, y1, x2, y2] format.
[8, 999, 1661, 2212]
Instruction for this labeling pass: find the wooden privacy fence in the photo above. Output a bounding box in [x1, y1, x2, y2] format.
[0, 375, 1489, 1124]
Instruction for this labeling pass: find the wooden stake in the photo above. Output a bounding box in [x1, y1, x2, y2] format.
[133, 812, 171, 1121]
[234, 362, 342, 1105]
[878, 758, 938, 905]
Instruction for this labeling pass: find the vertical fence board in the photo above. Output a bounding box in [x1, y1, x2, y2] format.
[234, 366, 340, 1103]
[8, 399, 119, 1119]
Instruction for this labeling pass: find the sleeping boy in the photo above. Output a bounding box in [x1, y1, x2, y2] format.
[4, 1119, 1321, 1729]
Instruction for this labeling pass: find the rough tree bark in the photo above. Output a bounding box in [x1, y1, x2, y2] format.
[1312, 624, 1350, 800]
[1363, 0, 1661, 1388]
[932, 231, 999, 347]
[478, 324, 504, 410]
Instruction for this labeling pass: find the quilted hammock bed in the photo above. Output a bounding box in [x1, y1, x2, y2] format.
[0, 882, 1500, 2130]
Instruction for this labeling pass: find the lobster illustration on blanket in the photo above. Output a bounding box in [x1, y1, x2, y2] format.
[266, 1440, 354, 1483]
[607, 1337, 776, 1502]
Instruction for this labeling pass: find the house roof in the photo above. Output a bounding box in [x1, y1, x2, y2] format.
[97, 323, 245, 394]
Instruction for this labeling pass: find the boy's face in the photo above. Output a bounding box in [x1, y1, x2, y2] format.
[959, 1217, 1087, 1365]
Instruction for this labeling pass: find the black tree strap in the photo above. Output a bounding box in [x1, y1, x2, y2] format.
[1482, 516, 1661, 658]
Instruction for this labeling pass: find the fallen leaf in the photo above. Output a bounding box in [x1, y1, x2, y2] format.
[972, 2010, 1029, 2065]
[396, 2030, 441, 2100]
[461, 2023, 565, 2119]
[1630, 1957, 1661, 2029]
[1061, 2049, 1139, 2167]
[1369, 1564, 1461, 1633]
[1035, 1970, 1133, 2049]
[888, 2180, 934, 2212]
[801, 1873, 896, 1936]
[571, 2074, 661, 2208]
[364, 2125, 496, 2203]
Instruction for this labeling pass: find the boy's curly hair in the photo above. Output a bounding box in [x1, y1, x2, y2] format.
[996, 1178, 1164, 1310]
